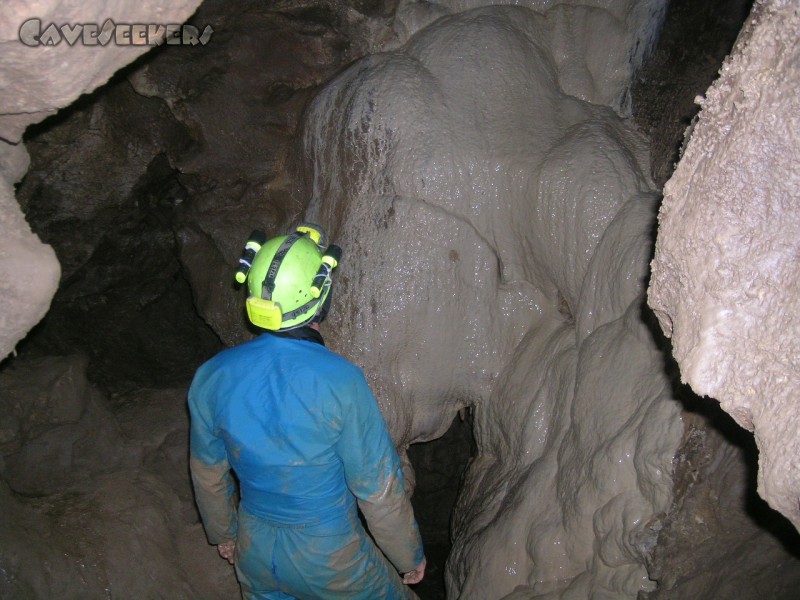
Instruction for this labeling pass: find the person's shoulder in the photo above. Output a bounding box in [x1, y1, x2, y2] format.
[310, 342, 355, 367]
[315, 346, 368, 383]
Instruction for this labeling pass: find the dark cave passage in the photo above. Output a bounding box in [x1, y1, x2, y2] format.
[407, 414, 476, 599]
[631, 0, 754, 185]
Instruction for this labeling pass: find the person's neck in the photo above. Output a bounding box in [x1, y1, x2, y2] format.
[268, 325, 325, 346]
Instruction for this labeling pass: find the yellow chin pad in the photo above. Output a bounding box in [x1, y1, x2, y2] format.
[246, 297, 283, 331]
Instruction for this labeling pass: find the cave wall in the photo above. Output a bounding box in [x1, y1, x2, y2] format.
[0, 354, 239, 599]
[631, 0, 755, 185]
[649, 0, 800, 531]
[294, 0, 800, 596]
[0, 142, 60, 362]
[2, 0, 669, 366]
[12, 0, 391, 383]
[0, 1, 204, 360]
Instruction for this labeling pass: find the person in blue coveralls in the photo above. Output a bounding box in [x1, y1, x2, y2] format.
[188, 224, 426, 599]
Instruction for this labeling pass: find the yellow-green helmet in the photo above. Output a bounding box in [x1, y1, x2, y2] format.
[242, 225, 339, 331]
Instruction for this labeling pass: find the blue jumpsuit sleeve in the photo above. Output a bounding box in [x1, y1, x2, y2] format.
[334, 370, 424, 573]
[188, 365, 238, 545]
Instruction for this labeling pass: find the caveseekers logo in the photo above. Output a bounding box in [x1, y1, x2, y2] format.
[19, 18, 214, 47]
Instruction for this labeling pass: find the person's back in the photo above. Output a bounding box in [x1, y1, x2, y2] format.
[188, 225, 425, 599]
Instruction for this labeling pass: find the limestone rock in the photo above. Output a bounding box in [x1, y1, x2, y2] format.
[0, 0, 203, 142]
[643, 400, 800, 599]
[14, 0, 390, 353]
[393, 0, 669, 112]
[648, 0, 800, 530]
[0, 356, 238, 598]
[0, 142, 60, 361]
[0, 355, 121, 495]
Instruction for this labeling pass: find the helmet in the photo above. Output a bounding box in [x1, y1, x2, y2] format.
[240, 224, 340, 331]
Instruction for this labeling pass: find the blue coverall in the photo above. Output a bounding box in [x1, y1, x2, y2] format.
[188, 331, 424, 599]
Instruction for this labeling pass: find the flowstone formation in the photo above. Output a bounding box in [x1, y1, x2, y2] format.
[296, 5, 683, 597]
[390, 0, 668, 114]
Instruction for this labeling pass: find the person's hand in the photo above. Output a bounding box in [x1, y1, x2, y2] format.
[217, 540, 236, 565]
[403, 557, 426, 585]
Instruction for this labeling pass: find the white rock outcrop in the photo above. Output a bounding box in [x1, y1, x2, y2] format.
[649, 0, 800, 531]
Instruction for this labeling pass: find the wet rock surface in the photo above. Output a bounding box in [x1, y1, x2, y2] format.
[633, 0, 800, 596]
[294, 4, 686, 596]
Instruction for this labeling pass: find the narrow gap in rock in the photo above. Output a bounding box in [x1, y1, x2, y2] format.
[407, 413, 476, 600]
[632, 0, 755, 185]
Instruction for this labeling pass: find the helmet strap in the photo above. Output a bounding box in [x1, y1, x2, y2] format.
[280, 297, 321, 324]
[262, 232, 301, 300]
